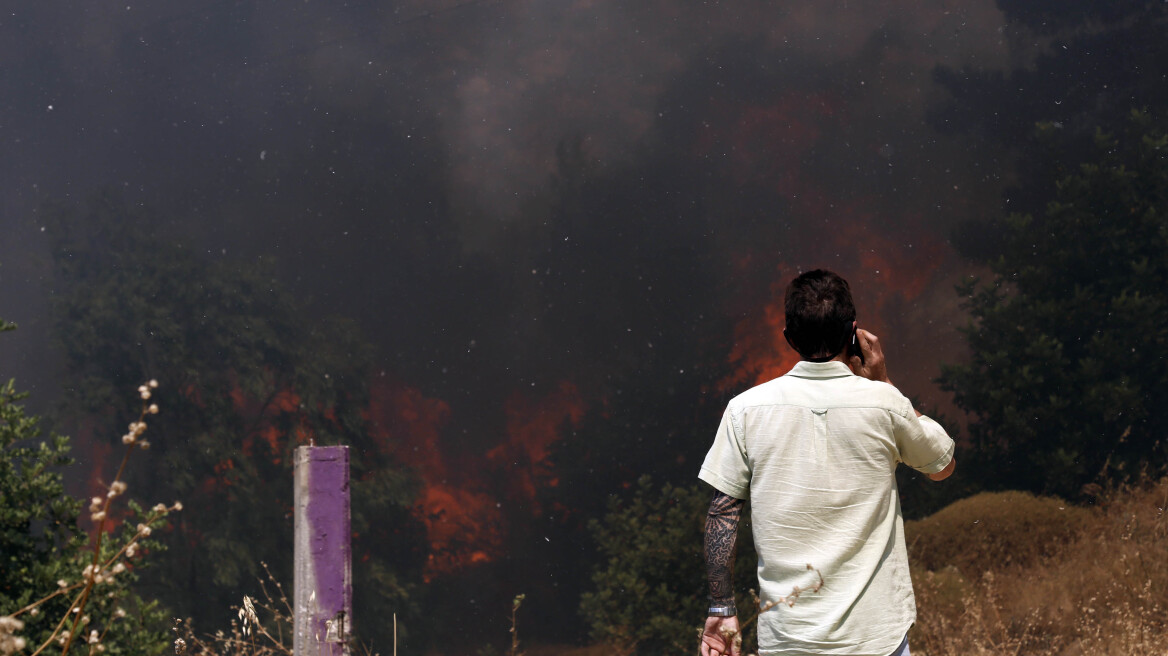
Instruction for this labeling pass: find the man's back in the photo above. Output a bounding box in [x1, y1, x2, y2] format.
[699, 360, 954, 656]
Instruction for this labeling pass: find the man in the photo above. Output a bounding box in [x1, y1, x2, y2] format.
[698, 270, 955, 656]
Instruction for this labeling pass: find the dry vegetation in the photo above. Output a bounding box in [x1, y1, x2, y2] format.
[906, 478, 1168, 655]
[171, 563, 296, 656]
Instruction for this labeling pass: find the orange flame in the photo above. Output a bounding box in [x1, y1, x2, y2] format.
[489, 381, 586, 508]
[703, 91, 949, 396]
[720, 202, 945, 393]
[367, 378, 586, 580]
[367, 379, 503, 582]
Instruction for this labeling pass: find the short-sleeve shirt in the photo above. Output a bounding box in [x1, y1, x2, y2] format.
[699, 360, 954, 656]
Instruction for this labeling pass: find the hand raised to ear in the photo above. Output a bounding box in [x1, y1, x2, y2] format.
[847, 328, 891, 385]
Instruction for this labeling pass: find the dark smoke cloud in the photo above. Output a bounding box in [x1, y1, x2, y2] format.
[3, 0, 1013, 412]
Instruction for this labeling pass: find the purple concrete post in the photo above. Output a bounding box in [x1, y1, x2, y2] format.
[294, 446, 352, 656]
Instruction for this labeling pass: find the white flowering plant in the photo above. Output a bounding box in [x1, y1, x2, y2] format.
[0, 330, 176, 656]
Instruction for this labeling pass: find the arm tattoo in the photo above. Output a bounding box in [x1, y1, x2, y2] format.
[704, 490, 745, 606]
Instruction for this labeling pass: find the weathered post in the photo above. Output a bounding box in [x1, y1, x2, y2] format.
[294, 446, 352, 656]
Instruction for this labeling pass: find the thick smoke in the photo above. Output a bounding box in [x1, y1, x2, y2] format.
[2, 0, 1030, 646]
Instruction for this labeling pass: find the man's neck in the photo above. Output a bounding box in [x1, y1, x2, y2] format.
[800, 350, 847, 364]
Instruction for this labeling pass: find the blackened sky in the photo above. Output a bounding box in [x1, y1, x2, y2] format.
[1, 0, 1021, 418]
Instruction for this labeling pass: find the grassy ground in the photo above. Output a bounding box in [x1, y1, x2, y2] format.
[906, 477, 1168, 655]
[172, 479, 1167, 656]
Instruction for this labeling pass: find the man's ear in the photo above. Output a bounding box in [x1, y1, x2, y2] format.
[783, 329, 797, 353]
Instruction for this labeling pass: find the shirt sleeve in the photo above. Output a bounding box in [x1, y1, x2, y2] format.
[891, 403, 955, 475]
[698, 405, 751, 499]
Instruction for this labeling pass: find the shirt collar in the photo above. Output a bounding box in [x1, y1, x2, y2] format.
[786, 360, 854, 380]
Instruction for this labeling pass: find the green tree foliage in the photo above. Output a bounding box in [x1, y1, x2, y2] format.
[579, 477, 757, 656]
[41, 193, 425, 649]
[0, 319, 169, 654]
[939, 114, 1168, 497]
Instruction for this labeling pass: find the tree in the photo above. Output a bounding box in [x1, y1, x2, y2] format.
[0, 318, 169, 655]
[939, 113, 1168, 498]
[41, 193, 425, 650]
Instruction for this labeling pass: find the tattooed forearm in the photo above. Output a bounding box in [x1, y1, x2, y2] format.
[704, 490, 745, 607]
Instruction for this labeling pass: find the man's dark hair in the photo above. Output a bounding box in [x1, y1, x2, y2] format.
[783, 269, 856, 361]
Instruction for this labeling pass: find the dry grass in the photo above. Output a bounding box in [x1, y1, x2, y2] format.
[172, 564, 293, 656]
[173, 562, 389, 656]
[907, 478, 1168, 655]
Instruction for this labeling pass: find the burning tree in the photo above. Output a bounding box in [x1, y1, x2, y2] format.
[40, 193, 427, 651]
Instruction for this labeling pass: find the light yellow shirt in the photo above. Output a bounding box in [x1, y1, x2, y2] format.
[699, 360, 954, 656]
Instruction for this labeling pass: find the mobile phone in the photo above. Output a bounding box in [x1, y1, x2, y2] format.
[848, 328, 865, 365]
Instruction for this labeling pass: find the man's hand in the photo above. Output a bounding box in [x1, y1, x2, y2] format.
[700, 616, 741, 656]
[847, 328, 891, 384]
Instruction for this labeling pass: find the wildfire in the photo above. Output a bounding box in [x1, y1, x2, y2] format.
[367, 378, 585, 581]
[75, 372, 586, 583]
[699, 89, 949, 395]
[366, 380, 503, 581]
[720, 204, 944, 393]
[489, 381, 586, 509]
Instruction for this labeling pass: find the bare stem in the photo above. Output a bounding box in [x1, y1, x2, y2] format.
[60, 398, 151, 656]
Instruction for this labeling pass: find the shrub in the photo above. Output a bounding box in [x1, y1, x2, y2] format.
[904, 490, 1091, 577]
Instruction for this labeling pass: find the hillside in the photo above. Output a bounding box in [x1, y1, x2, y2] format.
[906, 478, 1168, 655]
